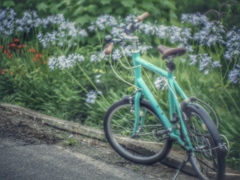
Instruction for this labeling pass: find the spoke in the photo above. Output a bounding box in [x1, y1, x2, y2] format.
[196, 157, 217, 172]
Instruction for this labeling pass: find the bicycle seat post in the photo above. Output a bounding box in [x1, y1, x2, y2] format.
[131, 37, 139, 52]
[166, 58, 176, 72]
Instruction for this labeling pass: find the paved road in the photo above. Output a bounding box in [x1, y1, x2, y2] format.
[0, 129, 150, 180]
[0, 107, 200, 180]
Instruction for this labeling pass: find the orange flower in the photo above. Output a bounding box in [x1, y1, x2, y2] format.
[18, 44, 24, 49]
[0, 45, 3, 49]
[9, 43, 16, 48]
[35, 53, 42, 58]
[3, 49, 10, 54]
[13, 38, 20, 43]
[32, 57, 37, 62]
[1, 69, 6, 75]
[8, 53, 13, 59]
[9, 71, 13, 75]
[43, 60, 47, 64]
[29, 48, 37, 53]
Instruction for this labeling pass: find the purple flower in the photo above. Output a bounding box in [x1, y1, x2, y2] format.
[229, 67, 240, 84]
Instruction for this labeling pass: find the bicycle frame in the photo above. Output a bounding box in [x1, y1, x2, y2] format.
[132, 51, 193, 150]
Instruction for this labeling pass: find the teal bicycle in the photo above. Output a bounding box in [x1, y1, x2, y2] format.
[103, 12, 228, 180]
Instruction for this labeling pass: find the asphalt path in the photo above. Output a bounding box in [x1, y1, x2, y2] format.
[0, 130, 150, 180]
[0, 106, 239, 180]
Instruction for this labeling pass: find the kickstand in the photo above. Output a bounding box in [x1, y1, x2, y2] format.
[172, 153, 190, 180]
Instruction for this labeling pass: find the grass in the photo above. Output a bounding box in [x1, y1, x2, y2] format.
[63, 138, 78, 146]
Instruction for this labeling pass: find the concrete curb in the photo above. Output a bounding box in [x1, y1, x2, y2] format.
[1, 103, 239, 179]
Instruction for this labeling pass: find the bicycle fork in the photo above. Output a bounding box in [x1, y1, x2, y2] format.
[132, 92, 143, 136]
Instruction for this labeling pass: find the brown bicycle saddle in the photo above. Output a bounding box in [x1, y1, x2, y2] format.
[157, 45, 186, 60]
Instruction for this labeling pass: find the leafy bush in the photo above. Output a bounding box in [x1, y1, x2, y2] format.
[175, 0, 240, 29]
[1, 0, 177, 25]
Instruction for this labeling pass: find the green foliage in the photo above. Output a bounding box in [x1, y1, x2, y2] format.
[7, 64, 87, 121]
[175, 0, 240, 29]
[36, 2, 49, 12]
[1, 0, 177, 26]
[2, 0, 15, 7]
[0, 74, 15, 101]
[2, 0, 239, 36]
[0, 39, 88, 121]
[175, 0, 225, 12]
[84, 90, 120, 128]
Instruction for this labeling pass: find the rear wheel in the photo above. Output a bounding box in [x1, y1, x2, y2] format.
[183, 103, 227, 180]
[104, 98, 173, 165]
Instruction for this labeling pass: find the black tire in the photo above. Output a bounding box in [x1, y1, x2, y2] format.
[104, 98, 173, 165]
[183, 103, 227, 180]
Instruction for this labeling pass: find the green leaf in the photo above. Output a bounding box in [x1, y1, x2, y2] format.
[140, 1, 155, 10]
[115, 8, 124, 15]
[160, 0, 176, 10]
[76, 0, 86, 5]
[103, 6, 113, 14]
[100, 0, 111, 5]
[50, 3, 59, 14]
[88, 5, 97, 14]
[73, 6, 84, 17]
[60, 0, 72, 6]
[121, 0, 135, 7]
[3, 0, 15, 7]
[169, 11, 177, 21]
[37, 2, 48, 12]
[75, 15, 91, 25]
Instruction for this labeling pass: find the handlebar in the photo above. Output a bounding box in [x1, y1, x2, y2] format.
[136, 12, 149, 22]
[104, 43, 114, 55]
[104, 12, 149, 55]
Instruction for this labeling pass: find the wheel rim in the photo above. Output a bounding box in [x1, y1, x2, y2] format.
[106, 103, 169, 163]
[186, 112, 219, 179]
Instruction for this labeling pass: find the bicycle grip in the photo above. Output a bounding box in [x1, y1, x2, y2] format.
[104, 43, 114, 55]
[137, 12, 149, 22]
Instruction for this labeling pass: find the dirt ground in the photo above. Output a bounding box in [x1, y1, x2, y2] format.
[0, 107, 199, 180]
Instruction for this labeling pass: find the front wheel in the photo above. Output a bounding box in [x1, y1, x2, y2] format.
[183, 103, 227, 180]
[103, 98, 173, 165]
